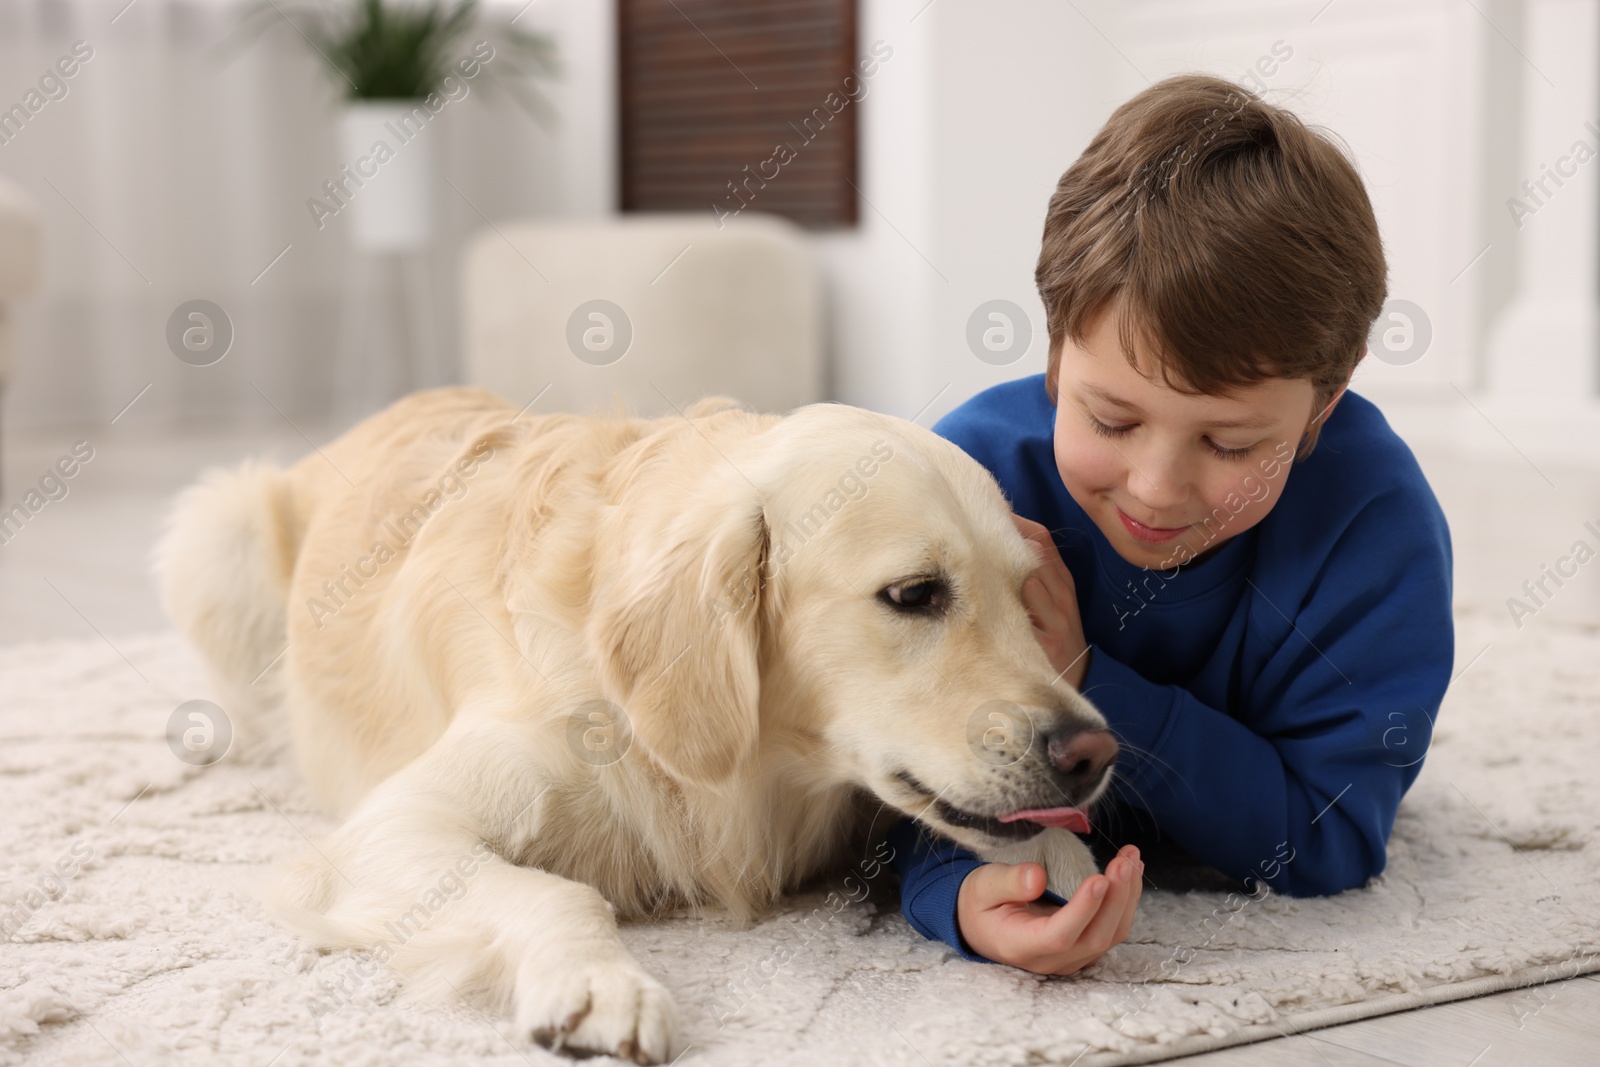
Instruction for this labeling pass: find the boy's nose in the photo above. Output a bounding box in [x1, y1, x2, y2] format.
[1046, 727, 1118, 798]
[1128, 475, 1188, 514]
[1126, 449, 1192, 511]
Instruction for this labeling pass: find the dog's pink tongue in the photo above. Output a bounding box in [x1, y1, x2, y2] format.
[998, 807, 1091, 834]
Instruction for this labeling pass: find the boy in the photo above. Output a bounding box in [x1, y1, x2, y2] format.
[888, 73, 1454, 974]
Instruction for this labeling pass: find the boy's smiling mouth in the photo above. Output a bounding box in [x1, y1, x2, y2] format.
[1115, 507, 1191, 544]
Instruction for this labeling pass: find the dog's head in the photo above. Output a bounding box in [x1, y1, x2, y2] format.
[587, 400, 1116, 852]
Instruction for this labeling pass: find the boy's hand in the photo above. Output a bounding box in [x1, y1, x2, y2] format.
[957, 846, 1143, 975]
[1011, 513, 1091, 688]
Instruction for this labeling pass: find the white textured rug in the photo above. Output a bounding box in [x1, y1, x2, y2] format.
[3, 609, 1598, 1067]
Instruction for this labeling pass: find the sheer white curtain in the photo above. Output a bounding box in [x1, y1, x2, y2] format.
[0, 0, 584, 430]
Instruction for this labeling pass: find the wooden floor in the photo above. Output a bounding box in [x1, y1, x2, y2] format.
[1180, 974, 1600, 1065]
[2, 421, 1598, 1065]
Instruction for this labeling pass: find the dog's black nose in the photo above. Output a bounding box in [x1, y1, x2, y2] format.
[1046, 727, 1118, 796]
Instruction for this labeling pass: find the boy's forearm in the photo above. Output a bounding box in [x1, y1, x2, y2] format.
[1083, 646, 1413, 897]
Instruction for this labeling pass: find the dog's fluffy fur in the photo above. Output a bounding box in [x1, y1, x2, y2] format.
[156, 388, 1112, 1062]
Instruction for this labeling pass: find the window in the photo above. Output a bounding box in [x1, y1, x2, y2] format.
[618, 0, 861, 228]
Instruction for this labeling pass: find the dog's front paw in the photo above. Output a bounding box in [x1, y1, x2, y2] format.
[515, 949, 679, 1064]
[978, 826, 1100, 900]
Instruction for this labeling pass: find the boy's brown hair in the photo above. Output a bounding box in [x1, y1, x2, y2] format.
[1035, 74, 1386, 457]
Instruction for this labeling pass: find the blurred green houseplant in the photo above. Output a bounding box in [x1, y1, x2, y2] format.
[238, 0, 558, 119]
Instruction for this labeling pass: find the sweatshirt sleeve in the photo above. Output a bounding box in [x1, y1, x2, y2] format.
[1082, 487, 1454, 897]
[887, 817, 1071, 960]
[887, 818, 991, 961]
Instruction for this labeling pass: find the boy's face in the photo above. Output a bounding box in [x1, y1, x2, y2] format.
[1051, 303, 1322, 570]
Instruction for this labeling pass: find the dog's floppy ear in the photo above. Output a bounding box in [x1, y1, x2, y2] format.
[588, 462, 769, 786]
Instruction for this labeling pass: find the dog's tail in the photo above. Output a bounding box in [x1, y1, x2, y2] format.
[154, 460, 301, 760]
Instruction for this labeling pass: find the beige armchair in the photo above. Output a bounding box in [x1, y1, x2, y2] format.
[0, 176, 43, 493]
[461, 213, 824, 418]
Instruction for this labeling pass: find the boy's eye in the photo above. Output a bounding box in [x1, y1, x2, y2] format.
[1205, 438, 1255, 460]
[1085, 411, 1256, 460]
[1087, 416, 1135, 439]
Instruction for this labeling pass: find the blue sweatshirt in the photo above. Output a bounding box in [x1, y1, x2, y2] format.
[890, 374, 1453, 961]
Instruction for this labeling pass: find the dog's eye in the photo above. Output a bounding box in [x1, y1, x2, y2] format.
[879, 579, 950, 616]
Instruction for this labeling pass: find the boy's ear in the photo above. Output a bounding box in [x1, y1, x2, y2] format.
[1324, 382, 1350, 419]
[1294, 378, 1353, 461]
[1316, 383, 1350, 426]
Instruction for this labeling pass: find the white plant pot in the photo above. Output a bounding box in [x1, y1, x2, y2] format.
[337, 100, 438, 251]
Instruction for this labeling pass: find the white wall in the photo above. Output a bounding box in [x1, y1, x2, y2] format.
[815, 0, 1600, 461]
[6, 0, 1596, 462]
[808, 0, 1122, 426]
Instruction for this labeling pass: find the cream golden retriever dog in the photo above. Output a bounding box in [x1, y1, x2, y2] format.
[156, 387, 1117, 1063]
